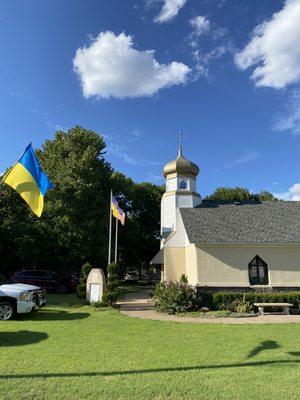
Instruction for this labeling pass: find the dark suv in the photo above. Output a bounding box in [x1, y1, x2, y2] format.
[11, 270, 79, 293]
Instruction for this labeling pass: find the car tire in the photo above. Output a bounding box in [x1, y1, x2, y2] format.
[0, 301, 16, 321]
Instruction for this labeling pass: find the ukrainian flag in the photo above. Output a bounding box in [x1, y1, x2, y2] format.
[2, 143, 53, 217]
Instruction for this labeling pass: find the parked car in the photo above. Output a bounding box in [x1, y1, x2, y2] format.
[11, 270, 79, 293]
[124, 272, 139, 283]
[0, 274, 46, 321]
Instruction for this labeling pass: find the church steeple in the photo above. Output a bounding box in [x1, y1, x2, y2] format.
[160, 132, 201, 243]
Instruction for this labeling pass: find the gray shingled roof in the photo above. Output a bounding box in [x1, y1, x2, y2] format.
[180, 201, 300, 244]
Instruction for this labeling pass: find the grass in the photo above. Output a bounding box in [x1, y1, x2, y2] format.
[0, 294, 299, 400]
[175, 310, 258, 318]
[176, 310, 232, 318]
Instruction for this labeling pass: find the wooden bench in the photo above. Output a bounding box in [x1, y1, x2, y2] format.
[254, 302, 293, 315]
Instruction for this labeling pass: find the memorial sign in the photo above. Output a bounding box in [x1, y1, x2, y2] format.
[86, 268, 106, 303]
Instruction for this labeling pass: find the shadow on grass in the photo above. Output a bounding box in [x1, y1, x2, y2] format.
[19, 309, 90, 321]
[0, 331, 48, 347]
[0, 359, 299, 379]
[289, 351, 300, 356]
[247, 340, 281, 359]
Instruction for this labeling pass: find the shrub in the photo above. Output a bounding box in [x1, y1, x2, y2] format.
[102, 291, 119, 307]
[153, 275, 196, 314]
[92, 301, 109, 308]
[107, 262, 120, 292]
[212, 291, 300, 311]
[102, 263, 120, 306]
[76, 262, 93, 299]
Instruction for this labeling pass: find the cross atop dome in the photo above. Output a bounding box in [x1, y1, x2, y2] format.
[179, 130, 183, 155]
[163, 132, 199, 178]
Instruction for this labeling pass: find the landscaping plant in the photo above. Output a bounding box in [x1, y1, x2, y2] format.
[76, 262, 93, 299]
[103, 262, 120, 306]
[153, 274, 196, 314]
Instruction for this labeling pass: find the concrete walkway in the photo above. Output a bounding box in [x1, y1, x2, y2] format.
[118, 291, 300, 324]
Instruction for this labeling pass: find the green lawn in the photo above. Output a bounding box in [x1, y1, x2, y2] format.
[0, 294, 299, 400]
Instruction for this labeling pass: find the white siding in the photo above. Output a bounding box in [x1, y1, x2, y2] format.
[177, 195, 193, 208]
[192, 195, 202, 207]
[165, 210, 189, 248]
[166, 177, 177, 191]
[161, 195, 176, 234]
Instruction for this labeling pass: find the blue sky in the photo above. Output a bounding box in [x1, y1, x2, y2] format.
[1, 0, 300, 199]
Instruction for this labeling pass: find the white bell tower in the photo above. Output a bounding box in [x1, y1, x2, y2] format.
[161, 132, 201, 246]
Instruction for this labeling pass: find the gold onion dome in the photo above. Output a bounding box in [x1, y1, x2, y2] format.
[163, 147, 199, 178]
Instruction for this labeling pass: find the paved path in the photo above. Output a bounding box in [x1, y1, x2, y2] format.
[118, 291, 300, 324]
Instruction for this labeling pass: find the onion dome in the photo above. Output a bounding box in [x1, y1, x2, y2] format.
[163, 147, 199, 178]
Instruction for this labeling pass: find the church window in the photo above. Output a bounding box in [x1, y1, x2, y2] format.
[179, 179, 188, 190]
[248, 256, 269, 285]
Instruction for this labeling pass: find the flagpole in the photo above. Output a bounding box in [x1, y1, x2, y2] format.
[114, 218, 118, 263]
[108, 190, 113, 266]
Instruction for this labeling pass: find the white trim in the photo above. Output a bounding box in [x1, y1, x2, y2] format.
[195, 242, 300, 248]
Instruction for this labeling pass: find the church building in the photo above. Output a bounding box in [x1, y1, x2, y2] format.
[151, 139, 300, 291]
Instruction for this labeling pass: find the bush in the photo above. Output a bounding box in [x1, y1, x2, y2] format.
[107, 262, 120, 292]
[153, 275, 196, 314]
[92, 301, 109, 308]
[76, 262, 93, 299]
[212, 291, 300, 311]
[102, 291, 119, 306]
[102, 263, 120, 307]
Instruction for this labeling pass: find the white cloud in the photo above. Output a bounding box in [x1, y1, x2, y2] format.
[188, 16, 230, 77]
[132, 128, 144, 138]
[154, 0, 187, 23]
[274, 183, 300, 201]
[190, 16, 210, 38]
[73, 31, 190, 99]
[106, 141, 160, 167]
[192, 46, 226, 74]
[235, 0, 300, 89]
[273, 89, 300, 134]
[224, 152, 260, 168]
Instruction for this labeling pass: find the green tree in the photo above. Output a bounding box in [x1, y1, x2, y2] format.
[37, 126, 113, 271]
[111, 173, 164, 278]
[205, 187, 277, 202]
[256, 190, 278, 201]
[0, 126, 163, 279]
[205, 187, 252, 202]
[0, 126, 113, 276]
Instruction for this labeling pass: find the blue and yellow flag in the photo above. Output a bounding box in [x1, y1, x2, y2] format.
[111, 196, 125, 225]
[2, 143, 53, 217]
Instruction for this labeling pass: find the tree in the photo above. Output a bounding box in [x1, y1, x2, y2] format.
[37, 126, 113, 270]
[0, 126, 164, 279]
[110, 173, 164, 278]
[205, 187, 252, 202]
[256, 190, 278, 201]
[0, 126, 113, 276]
[205, 187, 277, 202]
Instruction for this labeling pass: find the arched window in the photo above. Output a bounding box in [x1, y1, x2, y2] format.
[179, 179, 188, 190]
[248, 256, 269, 285]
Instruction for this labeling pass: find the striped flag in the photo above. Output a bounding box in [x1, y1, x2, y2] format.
[111, 196, 125, 225]
[2, 143, 53, 217]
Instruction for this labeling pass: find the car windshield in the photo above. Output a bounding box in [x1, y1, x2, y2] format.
[0, 274, 10, 284]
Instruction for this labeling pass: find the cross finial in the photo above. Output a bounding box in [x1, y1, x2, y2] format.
[179, 131, 183, 155]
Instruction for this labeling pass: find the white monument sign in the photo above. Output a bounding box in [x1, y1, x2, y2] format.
[86, 268, 106, 303]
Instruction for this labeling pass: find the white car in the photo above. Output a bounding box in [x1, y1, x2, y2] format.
[0, 275, 46, 320]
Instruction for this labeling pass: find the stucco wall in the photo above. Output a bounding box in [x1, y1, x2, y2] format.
[164, 247, 186, 281]
[195, 245, 300, 287]
[164, 244, 198, 283]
